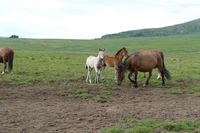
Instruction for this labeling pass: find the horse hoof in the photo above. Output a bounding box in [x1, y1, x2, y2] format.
[1, 71, 5, 75]
[143, 84, 147, 87]
[134, 85, 138, 88]
[161, 84, 165, 87]
[157, 77, 161, 80]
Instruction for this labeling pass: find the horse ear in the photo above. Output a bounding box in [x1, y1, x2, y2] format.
[99, 48, 105, 51]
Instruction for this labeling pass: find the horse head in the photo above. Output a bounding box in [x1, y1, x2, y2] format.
[115, 47, 128, 57]
[98, 48, 105, 59]
[116, 63, 126, 85]
[122, 47, 128, 56]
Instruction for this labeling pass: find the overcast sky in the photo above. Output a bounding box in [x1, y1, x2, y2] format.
[0, 0, 200, 39]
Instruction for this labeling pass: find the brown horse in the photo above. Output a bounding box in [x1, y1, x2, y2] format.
[103, 47, 128, 79]
[0, 47, 14, 75]
[116, 50, 170, 87]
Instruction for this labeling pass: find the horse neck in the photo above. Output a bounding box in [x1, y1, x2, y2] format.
[122, 56, 130, 70]
[96, 55, 103, 61]
[96, 55, 104, 69]
[115, 52, 124, 62]
[0, 50, 3, 57]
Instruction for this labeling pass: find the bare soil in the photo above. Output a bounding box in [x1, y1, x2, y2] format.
[0, 83, 200, 133]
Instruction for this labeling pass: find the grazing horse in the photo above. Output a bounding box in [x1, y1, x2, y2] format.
[116, 50, 171, 87]
[0, 47, 14, 75]
[103, 47, 128, 79]
[85, 48, 105, 84]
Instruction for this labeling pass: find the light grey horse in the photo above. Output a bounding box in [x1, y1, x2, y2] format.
[85, 48, 105, 84]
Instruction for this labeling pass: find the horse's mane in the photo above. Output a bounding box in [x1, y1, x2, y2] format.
[122, 52, 138, 70]
[122, 55, 131, 65]
[115, 47, 126, 56]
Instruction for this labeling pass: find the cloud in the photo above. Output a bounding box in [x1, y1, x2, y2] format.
[0, 0, 200, 39]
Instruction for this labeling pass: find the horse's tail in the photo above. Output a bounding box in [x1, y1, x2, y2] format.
[159, 51, 164, 61]
[160, 51, 171, 80]
[163, 63, 171, 80]
[8, 50, 14, 73]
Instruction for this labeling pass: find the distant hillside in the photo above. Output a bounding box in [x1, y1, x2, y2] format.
[101, 18, 200, 39]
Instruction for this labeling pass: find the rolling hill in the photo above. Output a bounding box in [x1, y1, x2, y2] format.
[101, 18, 200, 39]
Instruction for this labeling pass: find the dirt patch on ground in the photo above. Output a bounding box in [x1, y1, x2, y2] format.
[0, 84, 200, 133]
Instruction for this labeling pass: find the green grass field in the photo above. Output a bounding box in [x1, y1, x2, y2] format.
[1, 34, 200, 86]
[1, 35, 200, 132]
[102, 119, 200, 133]
[1, 34, 200, 100]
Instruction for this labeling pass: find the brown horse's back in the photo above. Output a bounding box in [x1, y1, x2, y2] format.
[0, 47, 14, 61]
[104, 55, 117, 67]
[127, 50, 163, 72]
[0, 47, 14, 72]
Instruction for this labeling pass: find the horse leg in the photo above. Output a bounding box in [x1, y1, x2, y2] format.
[94, 70, 97, 84]
[100, 66, 105, 80]
[158, 67, 165, 86]
[1, 61, 7, 75]
[96, 70, 101, 84]
[94, 67, 100, 84]
[86, 67, 89, 83]
[89, 68, 93, 83]
[98, 71, 100, 83]
[128, 71, 138, 87]
[143, 73, 147, 78]
[144, 71, 152, 87]
[114, 69, 117, 81]
[161, 71, 165, 86]
[134, 71, 138, 88]
[128, 72, 135, 84]
[95, 71, 98, 83]
[87, 67, 92, 84]
[157, 69, 161, 80]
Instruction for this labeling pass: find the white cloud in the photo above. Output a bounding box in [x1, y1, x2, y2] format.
[0, 0, 200, 39]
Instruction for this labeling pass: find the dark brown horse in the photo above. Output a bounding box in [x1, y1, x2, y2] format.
[116, 50, 170, 87]
[0, 47, 14, 75]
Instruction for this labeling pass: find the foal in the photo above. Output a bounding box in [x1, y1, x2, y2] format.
[103, 47, 128, 68]
[103, 47, 128, 79]
[85, 48, 105, 84]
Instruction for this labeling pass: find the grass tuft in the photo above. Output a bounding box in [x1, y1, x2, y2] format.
[101, 128, 125, 133]
[75, 90, 92, 99]
[103, 119, 200, 133]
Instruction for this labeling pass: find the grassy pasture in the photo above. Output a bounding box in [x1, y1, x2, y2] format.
[1, 35, 200, 101]
[0, 34, 200, 86]
[102, 119, 200, 133]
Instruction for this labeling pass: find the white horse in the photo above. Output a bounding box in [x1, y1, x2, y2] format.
[85, 48, 105, 84]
